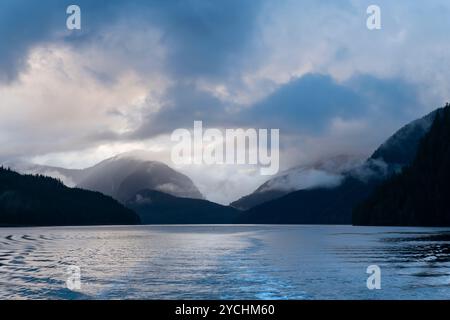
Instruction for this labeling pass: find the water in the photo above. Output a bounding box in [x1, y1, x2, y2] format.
[0, 225, 449, 300]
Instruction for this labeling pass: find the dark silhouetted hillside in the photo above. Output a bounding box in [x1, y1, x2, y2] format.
[0, 168, 140, 226]
[236, 107, 442, 224]
[126, 189, 239, 224]
[231, 155, 363, 210]
[237, 177, 377, 224]
[6, 152, 204, 203]
[354, 104, 450, 226]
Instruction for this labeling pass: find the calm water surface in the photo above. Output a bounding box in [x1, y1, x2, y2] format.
[0, 225, 449, 299]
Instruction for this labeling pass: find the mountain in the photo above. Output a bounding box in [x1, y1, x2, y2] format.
[6, 152, 203, 203]
[238, 107, 442, 224]
[76, 153, 203, 202]
[4, 162, 86, 187]
[0, 167, 140, 227]
[126, 189, 239, 224]
[369, 108, 439, 166]
[237, 176, 376, 224]
[353, 104, 450, 226]
[231, 155, 364, 210]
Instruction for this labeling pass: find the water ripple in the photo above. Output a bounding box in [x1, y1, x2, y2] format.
[0, 225, 450, 299]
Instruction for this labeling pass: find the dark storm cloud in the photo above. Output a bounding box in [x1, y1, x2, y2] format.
[0, 0, 264, 82]
[131, 73, 424, 138]
[144, 0, 263, 78]
[130, 82, 231, 138]
[0, 0, 61, 82]
[248, 74, 424, 133]
[0, 0, 123, 81]
[1, 0, 446, 166]
[248, 74, 364, 133]
[346, 75, 424, 120]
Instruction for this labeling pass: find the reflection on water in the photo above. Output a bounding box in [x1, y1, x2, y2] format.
[0, 225, 449, 300]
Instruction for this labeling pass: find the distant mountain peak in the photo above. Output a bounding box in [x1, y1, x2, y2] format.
[4, 152, 204, 203]
[234, 105, 449, 223]
[231, 154, 364, 210]
[76, 154, 204, 202]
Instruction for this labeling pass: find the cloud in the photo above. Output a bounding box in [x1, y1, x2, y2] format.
[133, 72, 425, 142]
[0, 45, 151, 160]
[0, 0, 124, 82]
[0, 0, 60, 82]
[258, 168, 344, 194]
[0, 0, 264, 83]
[247, 74, 364, 133]
[131, 82, 229, 138]
[143, 0, 264, 79]
[2, 0, 450, 203]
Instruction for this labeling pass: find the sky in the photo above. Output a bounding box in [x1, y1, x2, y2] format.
[1, 0, 450, 203]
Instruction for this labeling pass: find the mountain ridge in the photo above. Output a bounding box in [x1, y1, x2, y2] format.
[237, 106, 443, 224]
[126, 189, 239, 224]
[5, 153, 204, 203]
[231, 154, 363, 210]
[0, 167, 140, 227]
[353, 103, 450, 226]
